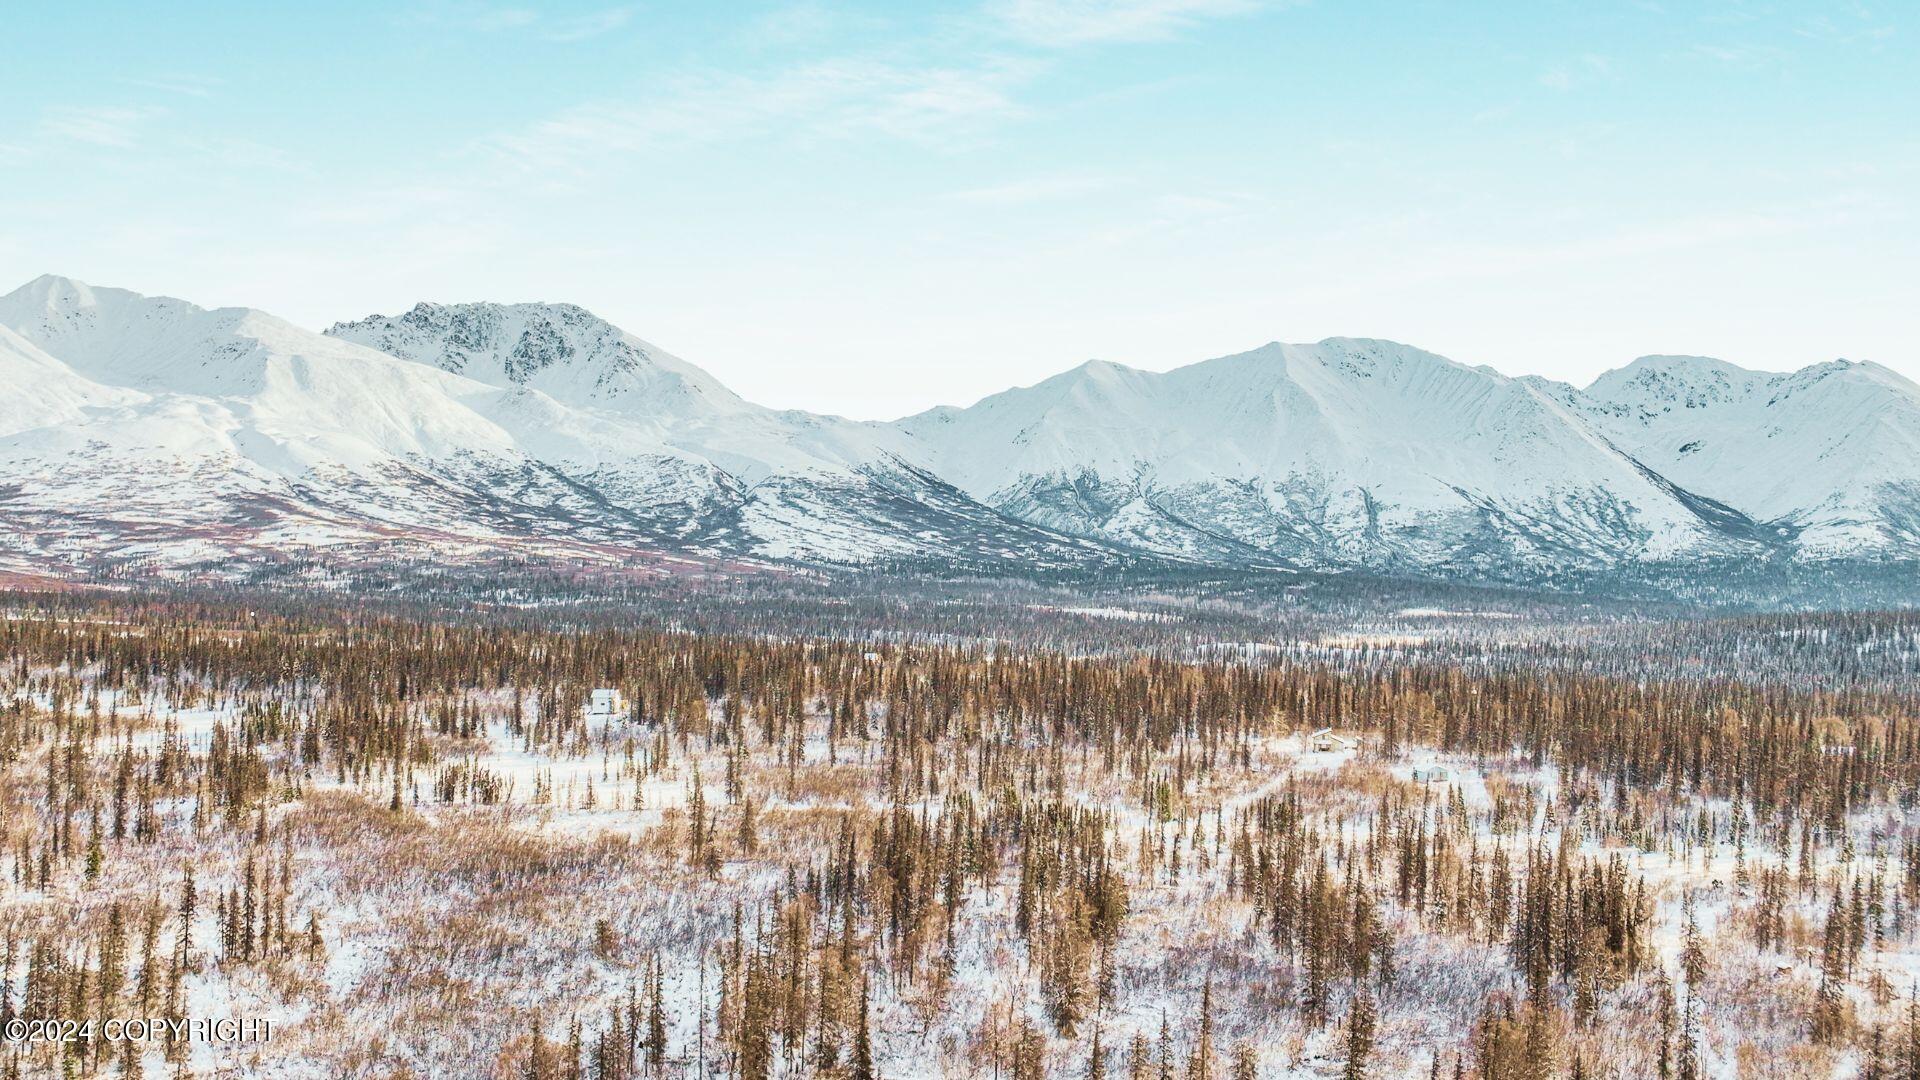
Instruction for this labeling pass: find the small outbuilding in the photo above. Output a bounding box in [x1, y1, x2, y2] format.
[1310, 728, 1360, 753]
[586, 688, 626, 717]
[1412, 763, 1453, 783]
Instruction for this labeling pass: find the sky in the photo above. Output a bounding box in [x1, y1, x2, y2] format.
[2, 1, 1914, 419]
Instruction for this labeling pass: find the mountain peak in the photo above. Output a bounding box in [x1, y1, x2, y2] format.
[1596, 353, 1748, 380]
[0, 276, 238, 389]
[1190, 338, 1488, 395]
[1312, 335, 1417, 352]
[4, 273, 106, 313]
[1, 274, 220, 321]
[1584, 354, 1772, 416]
[2, 274, 221, 320]
[1585, 355, 1918, 422]
[9, 272, 88, 292]
[1065, 358, 1140, 381]
[326, 300, 746, 415]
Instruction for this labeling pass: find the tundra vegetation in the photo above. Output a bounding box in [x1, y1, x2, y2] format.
[2, 594, 1918, 1078]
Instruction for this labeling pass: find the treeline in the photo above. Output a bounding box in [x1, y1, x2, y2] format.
[3, 597, 1916, 822]
[5, 595, 1920, 1076]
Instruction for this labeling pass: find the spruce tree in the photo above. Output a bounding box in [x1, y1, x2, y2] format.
[853, 980, 874, 1080]
[1343, 990, 1376, 1080]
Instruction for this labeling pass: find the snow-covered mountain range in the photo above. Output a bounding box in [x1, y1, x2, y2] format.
[3, 274, 1915, 590]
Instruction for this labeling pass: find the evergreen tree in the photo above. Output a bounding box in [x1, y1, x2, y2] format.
[1343, 990, 1376, 1080]
[1655, 976, 1676, 1080]
[1814, 887, 1850, 1044]
[853, 980, 874, 1080]
[1127, 1033, 1153, 1080]
[1187, 982, 1215, 1080]
[646, 957, 668, 1070]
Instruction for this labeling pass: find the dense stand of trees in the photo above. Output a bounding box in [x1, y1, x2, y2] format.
[1, 594, 1918, 1076]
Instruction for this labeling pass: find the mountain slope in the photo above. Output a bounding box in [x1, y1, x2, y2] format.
[327, 300, 748, 418]
[325, 300, 906, 486]
[0, 277, 1132, 580]
[1567, 355, 1920, 555]
[894, 338, 1765, 573]
[2, 274, 1913, 593]
[0, 276, 652, 577]
[0, 322, 145, 437]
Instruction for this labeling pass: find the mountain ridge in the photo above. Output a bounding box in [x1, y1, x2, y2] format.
[4, 274, 1915, 594]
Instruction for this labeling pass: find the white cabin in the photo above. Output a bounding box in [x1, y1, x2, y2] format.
[1309, 728, 1360, 753]
[1412, 764, 1453, 783]
[586, 688, 626, 717]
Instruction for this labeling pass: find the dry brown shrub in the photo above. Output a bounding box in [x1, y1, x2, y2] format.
[1733, 1039, 1836, 1078]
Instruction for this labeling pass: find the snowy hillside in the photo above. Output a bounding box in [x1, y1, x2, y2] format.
[327, 300, 751, 420]
[0, 322, 145, 436]
[0, 277, 1122, 579]
[326, 299, 912, 487]
[1565, 356, 1920, 555]
[1, 273, 1913, 590]
[894, 339, 1766, 572]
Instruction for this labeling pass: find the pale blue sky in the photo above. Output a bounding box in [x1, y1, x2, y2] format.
[3, 1, 1913, 417]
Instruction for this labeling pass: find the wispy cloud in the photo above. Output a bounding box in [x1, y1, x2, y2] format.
[400, 2, 632, 41]
[985, 0, 1268, 46]
[1085, 188, 1258, 246]
[471, 7, 537, 30]
[117, 73, 223, 98]
[478, 56, 1038, 175]
[1538, 54, 1614, 92]
[461, 1, 1291, 188]
[949, 175, 1116, 204]
[1685, 42, 1791, 69]
[546, 7, 634, 42]
[739, 2, 867, 50]
[38, 105, 167, 148]
[177, 135, 307, 173]
[1793, 10, 1898, 46]
[1285, 195, 1894, 307]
